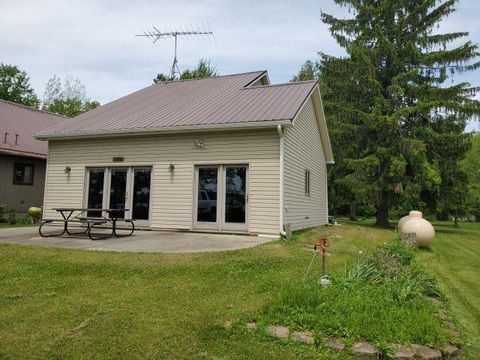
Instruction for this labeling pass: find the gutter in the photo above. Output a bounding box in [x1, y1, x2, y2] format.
[277, 124, 286, 237]
[35, 119, 292, 141]
[0, 148, 47, 160]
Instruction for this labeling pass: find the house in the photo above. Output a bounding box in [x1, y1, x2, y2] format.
[36, 71, 334, 235]
[0, 99, 65, 215]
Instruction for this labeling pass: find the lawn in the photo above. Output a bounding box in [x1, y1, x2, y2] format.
[0, 221, 478, 359]
[416, 221, 480, 357]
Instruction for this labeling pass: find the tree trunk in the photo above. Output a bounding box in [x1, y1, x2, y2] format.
[436, 213, 449, 221]
[375, 191, 390, 228]
[349, 199, 358, 221]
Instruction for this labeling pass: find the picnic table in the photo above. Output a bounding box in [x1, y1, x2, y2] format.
[39, 208, 135, 240]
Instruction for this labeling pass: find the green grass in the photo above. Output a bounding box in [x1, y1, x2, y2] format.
[0, 221, 478, 359]
[416, 221, 480, 357]
[0, 222, 36, 229]
[262, 239, 451, 353]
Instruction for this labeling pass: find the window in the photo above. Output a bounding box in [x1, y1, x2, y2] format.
[13, 163, 34, 185]
[304, 169, 310, 195]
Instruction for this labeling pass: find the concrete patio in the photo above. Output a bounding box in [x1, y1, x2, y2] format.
[0, 226, 276, 253]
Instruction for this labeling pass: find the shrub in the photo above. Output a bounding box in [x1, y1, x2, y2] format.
[7, 211, 17, 225]
[0, 203, 6, 222]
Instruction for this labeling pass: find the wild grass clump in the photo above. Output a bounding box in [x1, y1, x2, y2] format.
[264, 238, 446, 346]
[345, 240, 442, 301]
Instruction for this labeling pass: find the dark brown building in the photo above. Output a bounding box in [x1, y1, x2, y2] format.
[0, 99, 65, 215]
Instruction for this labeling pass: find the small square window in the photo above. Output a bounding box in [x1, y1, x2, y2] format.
[305, 169, 310, 196]
[13, 163, 35, 185]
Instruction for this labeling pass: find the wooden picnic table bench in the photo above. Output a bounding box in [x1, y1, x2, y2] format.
[39, 208, 135, 240]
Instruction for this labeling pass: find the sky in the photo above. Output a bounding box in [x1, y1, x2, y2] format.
[1, 0, 479, 131]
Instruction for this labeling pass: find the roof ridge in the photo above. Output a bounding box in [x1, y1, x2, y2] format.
[242, 79, 317, 89]
[154, 70, 267, 85]
[0, 98, 70, 119]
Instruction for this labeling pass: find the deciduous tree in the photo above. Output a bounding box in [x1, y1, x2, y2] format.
[154, 59, 217, 83]
[42, 75, 99, 117]
[291, 60, 319, 82]
[462, 132, 480, 220]
[0, 64, 39, 108]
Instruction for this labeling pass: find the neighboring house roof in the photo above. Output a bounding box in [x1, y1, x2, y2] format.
[36, 71, 319, 139]
[0, 99, 66, 159]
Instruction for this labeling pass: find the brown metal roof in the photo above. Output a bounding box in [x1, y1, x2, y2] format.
[36, 71, 317, 139]
[0, 99, 66, 159]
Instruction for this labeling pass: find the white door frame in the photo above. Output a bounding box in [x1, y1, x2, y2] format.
[84, 166, 152, 226]
[221, 164, 249, 232]
[128, 167, 153, 227]
[193, 164, 249, 232]
[193, 165, 221, 231]
[84, 167, 109, 218]
[105, 167, 130, 219]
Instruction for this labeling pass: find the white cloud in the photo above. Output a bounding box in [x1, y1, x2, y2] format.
[0, 0, 479, 106]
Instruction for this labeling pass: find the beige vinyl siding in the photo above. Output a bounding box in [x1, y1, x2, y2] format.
[283, 98, 328, 231]
[43, 129, 280, 234]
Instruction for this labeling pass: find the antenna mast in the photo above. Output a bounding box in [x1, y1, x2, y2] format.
[136, 24, 214, 78]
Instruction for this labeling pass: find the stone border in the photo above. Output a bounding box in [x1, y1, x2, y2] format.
[245, 322, 461, 359]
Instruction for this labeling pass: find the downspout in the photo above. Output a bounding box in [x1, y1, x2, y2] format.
[277, 125, 286, 237]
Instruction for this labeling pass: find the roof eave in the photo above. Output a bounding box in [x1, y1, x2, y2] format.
[0, 148, 47, 160]
[35, 119, 292, 141]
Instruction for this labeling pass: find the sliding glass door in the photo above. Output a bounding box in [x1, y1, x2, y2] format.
[109, 168, 128, 218]
[86, 168, 105, 217]
[85, 167, 152, 224]
[194, 165, 248, 232]
[222, 165, 247, 231]
[131, 168, 151, 221]
[195, 167, 219, 229]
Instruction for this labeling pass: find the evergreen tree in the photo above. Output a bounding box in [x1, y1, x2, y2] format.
[321, 0, 480, 227]
[319, 53, 378, 220]
[0, 63, 40, 108]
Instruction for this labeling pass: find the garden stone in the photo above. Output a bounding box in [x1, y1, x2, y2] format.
[323, 337, 345, 351]
[392, 345, 415, 360]
[427, 297, 442, 305]
[245, 322, 257, 330]
[445, 327, 461, 339]
[445, 321, 455, 330]
[437, 310, 449, 321]
[291, 331, 314, 344]
[411, 344, 442, 360]
[442, 343, 460, 358]
[352, 341, 377, 357]
[267, 325, 289, 339]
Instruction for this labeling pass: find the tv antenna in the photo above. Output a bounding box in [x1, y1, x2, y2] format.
[136, 23, 214, 78]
